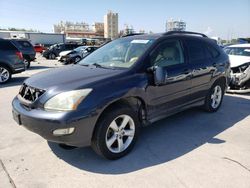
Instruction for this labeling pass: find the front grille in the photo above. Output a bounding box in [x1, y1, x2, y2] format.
[19, 84, 45, 102]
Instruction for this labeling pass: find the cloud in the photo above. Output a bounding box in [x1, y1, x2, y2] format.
[204, 27, 213, 36]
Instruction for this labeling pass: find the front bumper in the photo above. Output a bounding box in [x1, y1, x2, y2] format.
[230, 66, 250, 87]
[12, 97, 98, 147]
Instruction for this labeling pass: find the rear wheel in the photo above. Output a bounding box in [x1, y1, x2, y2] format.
[0, 65, 12, 84]
[49, 53, 56, 59]
[204, 81, 225, 112]
[91, 105, 139, 160]
[24, 59, 30, 69]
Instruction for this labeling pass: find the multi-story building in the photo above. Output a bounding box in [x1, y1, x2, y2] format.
[93, 22, 104, 34]
[104, 11, 119, 39]
[53, 21, 104, 38]
[166, 18, 186, 32]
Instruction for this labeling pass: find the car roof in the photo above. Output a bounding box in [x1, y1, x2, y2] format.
[227, 44, 250, 48]
[122, 31, 212, 42]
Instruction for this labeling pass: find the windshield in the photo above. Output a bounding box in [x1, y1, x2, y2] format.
[74, 46, 87, 51]
[78, 37, 155, 68]
[224, 47, 250, 57]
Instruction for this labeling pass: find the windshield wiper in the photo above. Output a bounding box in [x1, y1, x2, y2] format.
[92, 63, 104, 68]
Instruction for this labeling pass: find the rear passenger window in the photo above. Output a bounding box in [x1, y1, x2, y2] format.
[0, 40, 17, 51]
[185, 39, 206, 62]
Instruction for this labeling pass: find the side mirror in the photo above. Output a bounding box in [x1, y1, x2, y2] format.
[153, 66, 168, 86]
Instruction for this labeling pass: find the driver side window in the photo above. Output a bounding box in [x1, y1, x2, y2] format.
[150, 40, 184, 67]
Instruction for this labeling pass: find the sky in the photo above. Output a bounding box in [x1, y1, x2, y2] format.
[0, 0, 249, 39]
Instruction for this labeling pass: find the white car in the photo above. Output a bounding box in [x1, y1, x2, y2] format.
[224, 44, 250, 93]
[57, 46, 98, 64]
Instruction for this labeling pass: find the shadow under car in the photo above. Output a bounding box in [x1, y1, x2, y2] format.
[48, 95, 250, 174]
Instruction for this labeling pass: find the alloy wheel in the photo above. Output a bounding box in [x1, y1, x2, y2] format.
[105, 115, 135, 153]
[0, 67, 10, 83]
[75, 57, 81, 63]
[211, 85, 222, 109]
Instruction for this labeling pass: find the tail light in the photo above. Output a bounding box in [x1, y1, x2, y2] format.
[16, 51, 23, 60]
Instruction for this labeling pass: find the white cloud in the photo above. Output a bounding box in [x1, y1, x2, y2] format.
[204, 27, 213, 36]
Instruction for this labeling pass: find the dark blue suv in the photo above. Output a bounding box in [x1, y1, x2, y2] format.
[12, 31, 230, 159]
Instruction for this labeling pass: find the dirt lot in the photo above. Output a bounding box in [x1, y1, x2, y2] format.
[0, 56, 250, 188]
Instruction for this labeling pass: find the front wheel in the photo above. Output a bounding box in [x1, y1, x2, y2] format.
[0, 66, 12, 84]
[204, 81, 225, 112]
[74, 56, 81, 63]
[91, 105, 139, 160]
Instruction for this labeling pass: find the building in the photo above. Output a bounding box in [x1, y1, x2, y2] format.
[0, 30, 65, 45]
[93, 22, 104, 34]
[166, 18, 186, 32]
[53, 21, 104, 38]
[104, 11, 119, 39]
[120, 24, 135, 36]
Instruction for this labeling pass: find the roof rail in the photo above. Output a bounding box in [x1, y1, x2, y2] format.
[164, 31, 208, 38]
[121, 33, 145, 38]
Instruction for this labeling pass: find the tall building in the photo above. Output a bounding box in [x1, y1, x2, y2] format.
[104, 11, 119, 39]
[166, 18, 186, 32]
[53, 21, 104, 38]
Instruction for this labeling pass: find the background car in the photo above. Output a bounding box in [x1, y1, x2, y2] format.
[0, 39, 25, 84]
[224, 44, 250, 93]
[10, 39, 36, 69]
[34, 44, 47, 53]
[58, 46, 98, 64]
[42, 43, 81, 59]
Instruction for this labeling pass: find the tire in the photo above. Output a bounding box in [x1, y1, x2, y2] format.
[74, 56, 81, 63]
[24, 59, 30, 69]
[49, 53, 56, 59]
[0, 65, 12, 84]
[91, 105, 139, 160]
[204, 81, 225, 112]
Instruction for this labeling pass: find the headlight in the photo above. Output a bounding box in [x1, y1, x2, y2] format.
[44, 89, 92, 111]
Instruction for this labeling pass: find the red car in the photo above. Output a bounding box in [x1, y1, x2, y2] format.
[34, 44, 47, 53]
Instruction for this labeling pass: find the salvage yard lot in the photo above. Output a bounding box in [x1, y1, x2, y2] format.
[0, 56, 250, 188]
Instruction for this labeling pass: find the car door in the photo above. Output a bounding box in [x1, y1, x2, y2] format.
[146, 39, 192, 121]
[183, 38, 215, 101]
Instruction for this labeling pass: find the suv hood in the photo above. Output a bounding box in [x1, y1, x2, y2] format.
[229, 55, 250, 68]
[25, 65, 123, 90]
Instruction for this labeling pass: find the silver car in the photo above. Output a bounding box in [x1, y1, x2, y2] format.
[58, 46, 98, 64]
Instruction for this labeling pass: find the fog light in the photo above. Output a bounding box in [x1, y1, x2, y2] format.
[53, 127, 75, 136]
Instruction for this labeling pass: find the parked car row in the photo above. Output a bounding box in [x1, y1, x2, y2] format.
[58, 46, 98, 64]
[42, 43, 82, 59]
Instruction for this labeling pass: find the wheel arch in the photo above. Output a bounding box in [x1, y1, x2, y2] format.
[91, 96, 147, 140]
[212, 76, 227, 91]
[0, 61, 13, 73]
